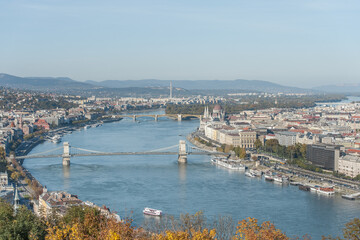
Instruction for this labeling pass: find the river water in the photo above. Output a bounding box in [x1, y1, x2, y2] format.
[23, 110, 360, 239]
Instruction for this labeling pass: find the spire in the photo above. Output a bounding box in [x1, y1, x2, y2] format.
[14, 184, 20, 213]
[170, 81, 173, 99]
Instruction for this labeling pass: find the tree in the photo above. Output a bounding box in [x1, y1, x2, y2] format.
[343, 218, 360, 240]
[0, 147, 5, 160]
[254, 139, 262, 150]
[0, 200, 46, 240]
[11, 171, 21, 181]
[239, 148, 246, 159]
[233, 217, 289, 240]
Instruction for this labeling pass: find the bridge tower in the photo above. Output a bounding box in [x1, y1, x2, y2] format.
[177, 114, 182, 122]
[178, 140, 187, 163]
[62, 142, 71, 166]
[133, 115, 137, 121]
[155, 115, 158, 121]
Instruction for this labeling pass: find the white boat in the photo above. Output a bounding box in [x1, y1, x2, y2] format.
[250, 169, 262, 177]
[317, 187, 335, 195]
[211, 157, 246, 171]
[143, 207, 162, 216]
[50, 135, 61, 143]
[84, 125, 91, 130]
[273, 175, 288, 183]
[245, 171, 256, 178]
[264, 172, 274, 181]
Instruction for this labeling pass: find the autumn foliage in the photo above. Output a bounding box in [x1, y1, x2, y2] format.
[233, 217, 289, 240]
[1, 200, 360, 240]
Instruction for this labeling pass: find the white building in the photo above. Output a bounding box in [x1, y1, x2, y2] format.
[338, 155, 360, 178]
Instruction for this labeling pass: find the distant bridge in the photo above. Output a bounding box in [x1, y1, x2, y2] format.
[116, 114, 202, 121]
[14, 140, 228, 166]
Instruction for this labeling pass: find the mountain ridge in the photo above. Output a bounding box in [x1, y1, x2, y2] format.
[0, 73, 314, 94]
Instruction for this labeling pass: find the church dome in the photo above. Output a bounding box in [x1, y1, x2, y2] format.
[213, 104, 222, 113]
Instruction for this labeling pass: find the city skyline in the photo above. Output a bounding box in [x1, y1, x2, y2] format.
[1, 0, 359, 88]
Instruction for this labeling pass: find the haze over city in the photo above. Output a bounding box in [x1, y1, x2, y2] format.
[1, 0, 359, 88]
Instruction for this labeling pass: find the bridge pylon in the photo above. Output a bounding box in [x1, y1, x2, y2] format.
[62, 142, 71, 166]
[177, 114, 182, 122]
[178, 140, 187, 163]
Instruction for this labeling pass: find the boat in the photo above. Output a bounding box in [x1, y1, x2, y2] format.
[245, 171, 256, 178]
[211, 157, 246, 171]
[143, 207, 162, 216]
[264, 172, 274, 181]
[299, 185, 310, 191]
[318, 187, 335, 195]
[84, 125, 91, 130]
[310, 186, 320, 192]
[50, 135, 61, 143]
[342, 194, 356, 200]
[250, 169, 262, 177]
[273, 175, 289, 184]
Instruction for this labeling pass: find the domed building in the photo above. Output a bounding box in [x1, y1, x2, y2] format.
[212, 104, 225, 121]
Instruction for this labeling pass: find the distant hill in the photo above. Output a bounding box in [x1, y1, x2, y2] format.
[313, 84, 360, 93]
[0, 73, 314, 96]
[86, 79, 310, 93]
[0, 73, 96, 90]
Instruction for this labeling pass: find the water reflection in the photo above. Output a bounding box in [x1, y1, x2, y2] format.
[178, 162, 187, 183]
[62, 165, 70, 189]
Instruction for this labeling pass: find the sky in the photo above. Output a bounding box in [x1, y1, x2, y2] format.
[0, 0, 359, 88]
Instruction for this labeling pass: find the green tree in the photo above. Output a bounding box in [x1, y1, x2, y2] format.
[254, 139, 262, 150]
[0, 200, 46, 240]
[239, 148, 247, 159]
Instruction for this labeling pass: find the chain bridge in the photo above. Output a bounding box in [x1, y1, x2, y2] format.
[14, 140, 228, 166]
[116, 114, 202, 121]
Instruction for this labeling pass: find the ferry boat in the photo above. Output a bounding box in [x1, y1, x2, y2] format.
[310, 186, 320, 192]
[317, 187, 335, 195]
[143, 207, 162, 216]
[211, 157, 246, 171]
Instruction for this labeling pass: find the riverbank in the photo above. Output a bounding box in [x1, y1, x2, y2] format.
[187, 130, 360, 196]
[9, 116, 124, 204]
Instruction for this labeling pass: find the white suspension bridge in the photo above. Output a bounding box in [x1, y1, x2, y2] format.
[14, 140, 229, 166]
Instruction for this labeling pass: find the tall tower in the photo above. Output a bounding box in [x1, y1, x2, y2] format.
[170, 81, 173, 99]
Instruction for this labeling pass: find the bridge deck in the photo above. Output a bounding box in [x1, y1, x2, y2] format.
[15, 151, 228, 159]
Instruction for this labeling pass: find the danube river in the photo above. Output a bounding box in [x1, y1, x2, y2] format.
[24, 110, 360, 239]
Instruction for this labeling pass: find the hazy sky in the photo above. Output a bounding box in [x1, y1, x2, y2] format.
[1, 0, 359, 87]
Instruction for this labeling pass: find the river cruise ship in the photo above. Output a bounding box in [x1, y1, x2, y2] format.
[211, 157, 246, 171]
[143, 207, 162, 216]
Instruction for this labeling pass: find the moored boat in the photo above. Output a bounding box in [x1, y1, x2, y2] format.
[264, 172, 274, 181]
[143, 207, 162, 216]
[211, 157, 246, 171]
[245, 171, 256, 178]
[299, 185, 310, 191]
[318, 187, 335, 195]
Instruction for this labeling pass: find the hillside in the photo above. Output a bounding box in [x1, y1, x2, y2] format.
[0, 73, 96, 90]
[86, 79, 310, 93]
